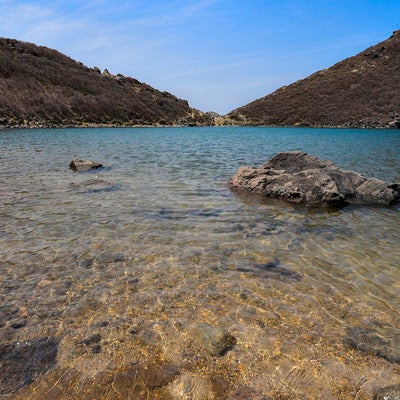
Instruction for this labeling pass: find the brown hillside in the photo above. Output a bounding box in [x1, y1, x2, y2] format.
[226, 30, 400, 128]
[0, 38, 211, 129]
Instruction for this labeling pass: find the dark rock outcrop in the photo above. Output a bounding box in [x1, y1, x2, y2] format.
[229, 151, 400, 207]
[225, 30, 400, 128]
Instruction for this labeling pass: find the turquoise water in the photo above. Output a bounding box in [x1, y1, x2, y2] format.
[1, 126, 400, 399]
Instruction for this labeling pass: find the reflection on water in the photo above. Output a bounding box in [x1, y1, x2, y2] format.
[1, 127, 400, 399]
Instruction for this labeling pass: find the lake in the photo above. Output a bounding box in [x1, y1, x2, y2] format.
[1, 126, 400, 399]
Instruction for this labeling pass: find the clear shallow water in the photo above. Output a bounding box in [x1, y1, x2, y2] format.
[1, 127, 400, 399]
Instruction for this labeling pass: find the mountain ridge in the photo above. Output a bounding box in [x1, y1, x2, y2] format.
[2, 32, 400, 130]
[223, 30, 400, 128]
[0, 38, 211, 129]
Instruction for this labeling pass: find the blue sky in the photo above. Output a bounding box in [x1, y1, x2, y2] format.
[0, 0, 399, 114]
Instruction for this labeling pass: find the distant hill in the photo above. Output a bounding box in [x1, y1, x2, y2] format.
[0, 38, 211, 129]
[225, 30, 400, 128]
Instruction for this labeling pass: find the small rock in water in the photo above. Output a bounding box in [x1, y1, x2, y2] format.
[79, 257, 94, 268]
[193, 322, 236, 356]
[69, 159, 103, 172]
[10, 319, 27, 329]
[168, 372, 218, 399]
[139, 328, 162, 348]
[96, 252, 126, 264]
[236, 260, 301, 281]
[91, 344, 101, 354]
[373, 383, 400, 400]
[78, 333, 101, 346]
[127, 278, 139, 291]
[343, 326, 400, 364]
[255, 257, 280, 269]
[69, 179, 119, 194]
[230, 386, 270, 400]
[91, 320, 109, 328]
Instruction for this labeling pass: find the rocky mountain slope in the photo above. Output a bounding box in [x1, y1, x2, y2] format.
[225, 30, 400, 128]
[0, 38, 211, 129]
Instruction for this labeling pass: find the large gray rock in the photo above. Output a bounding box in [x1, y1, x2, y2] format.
[229, 151, 400, 207]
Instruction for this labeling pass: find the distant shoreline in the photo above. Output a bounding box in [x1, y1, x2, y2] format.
[2, 122, 400, 131]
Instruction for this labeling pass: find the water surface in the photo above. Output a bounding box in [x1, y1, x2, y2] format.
[1, 127, 400, 399]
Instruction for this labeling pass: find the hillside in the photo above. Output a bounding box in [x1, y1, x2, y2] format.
[225, 30, 400, 128]
[0, 38, 211, 129]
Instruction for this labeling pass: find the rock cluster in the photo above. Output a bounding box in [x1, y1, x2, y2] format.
[229, 151, 400, 207]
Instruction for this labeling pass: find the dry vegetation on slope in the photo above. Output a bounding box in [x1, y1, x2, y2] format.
[0, 38, 211, 129]
[226, 30, 400, 128]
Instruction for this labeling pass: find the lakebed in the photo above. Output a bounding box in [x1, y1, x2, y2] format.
[1, 126, 400, 399]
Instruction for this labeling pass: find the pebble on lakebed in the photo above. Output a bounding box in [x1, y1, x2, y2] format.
[193, 322, 236, 356]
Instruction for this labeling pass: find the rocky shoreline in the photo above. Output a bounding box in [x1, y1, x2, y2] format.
[3, 120, 400, 130]
[0, 121, 211, 130]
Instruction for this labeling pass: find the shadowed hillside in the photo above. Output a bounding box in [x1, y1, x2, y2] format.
[0, 38, 211, 129]
[225, 30, 400, 128]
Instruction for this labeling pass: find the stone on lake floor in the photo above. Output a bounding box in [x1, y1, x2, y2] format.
[193, 322, 236, 356]
[373, 383, 400, 400]
[69, 159, 103, 172]
[343, 326, 400, 364]
[77, 332, 101, 346]
[230, 386, 271, 400]
[236, 264, 301, 281]
[0, 336, 59, 395]
[229, 151, 400, 207]
[168, 373, 217, 399]
[69, 179, 120, 194]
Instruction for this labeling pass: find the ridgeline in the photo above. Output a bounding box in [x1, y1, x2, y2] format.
[224, 31, 400, 128]
[0, 38, 211, 129]
[2, 32, 400, 130]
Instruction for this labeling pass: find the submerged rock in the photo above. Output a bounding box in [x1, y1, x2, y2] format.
[236, 260, 301, 281]
[168, 373, 218, 399]
[229, 151, 400, 207]
[230, 386, 270, 400]
[0, 336, 59, 395]
[343, 326, 400, 364]
[69, 159, 103, 172]
[69, 178, 120, 194]
[373, 383, 400, 400]
[193, 322, 236, 356]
